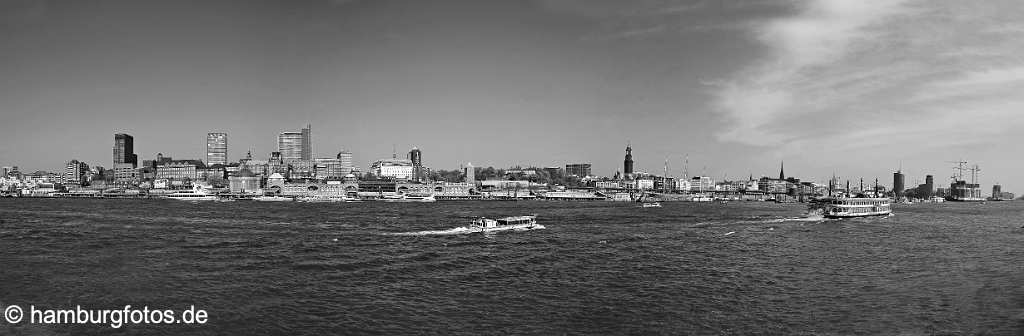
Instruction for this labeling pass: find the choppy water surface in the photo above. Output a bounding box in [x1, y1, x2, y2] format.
[0, 199, 1022, 335]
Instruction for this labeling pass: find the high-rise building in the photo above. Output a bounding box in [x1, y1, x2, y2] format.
[278, 132, 304, 161]
[893, 170, 905, 198]
[278, 125, 312, 161]
[113, 134, 138, 184]
[65, 159, 89, 187]
[465, 162, 475, 187]
[924, 175, 934, 197]
[992, 184, 1002, 199]
[623, 145, 633, 176]
[565, 163, 592, 177]
[206, 133, 228, 166]
[301, 124, 311, 161]
[337, 150, 354, 170]
[407, 147, 423, 182]
[113, 133, 137, 166]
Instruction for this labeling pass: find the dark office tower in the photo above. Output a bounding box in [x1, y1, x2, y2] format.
[408, 147, 422, 166]
[924, 175, 934, 197]
[893, 170, 905, 198]
[408, 147, 422, 182]
[113, 133, 137, 167]
[993, 185, 1002, 198]
[623, 144, 634, 175]
[301, 124, 312, 161]
[206, 133, 228, 166]
[779, 161, 785, 180]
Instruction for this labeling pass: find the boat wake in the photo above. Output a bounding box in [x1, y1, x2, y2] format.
[695, 215, 830, 227]
[384, 225, 547, 236]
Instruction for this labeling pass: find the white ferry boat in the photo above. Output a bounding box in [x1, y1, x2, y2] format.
[469, 215, 542, 233]
[165, 185, 218, 201]
[814, 197, 892, 219]
[641, 202, 662, 208]
[380, 193, 437, 202]
[540, 191, 607, 201]
[253, 195, 293, 202]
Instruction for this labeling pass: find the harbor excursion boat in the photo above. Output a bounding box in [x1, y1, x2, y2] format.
[253, 195, 293, 202]
[165, 185, 218, 201]
[380, 193, 437, 202]
[641, 202, 662, 208]
[812, 196, 892, 219]
[469, 215, 541, 233]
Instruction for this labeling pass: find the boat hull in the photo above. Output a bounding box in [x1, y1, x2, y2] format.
[468, 223, 543, 233]
[824, 211, 892, 219]
[166, 196, 219, 201]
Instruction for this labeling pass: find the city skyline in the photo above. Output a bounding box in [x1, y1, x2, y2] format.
[1, 1, 1022, 191]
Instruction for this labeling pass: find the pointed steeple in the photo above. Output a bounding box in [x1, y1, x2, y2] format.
[779, 161, 785, 180]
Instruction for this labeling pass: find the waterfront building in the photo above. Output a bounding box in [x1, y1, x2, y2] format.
[197, 166, 226, 181]
[923, 175, 934, 197]
[314, 157, 353, 180]
[634, 178, 654, 190]
[2, 167, 10, 177]
[371, 158, 414, 180]
[337, 150, 354, 170]
[992, 185, 1002, 199]
[675, 178, 691, 191]
[565, 163, 592, 178]
[267, 152, 288, 175]
[228, 169, 261, 194]
[623, 145, 634, 177]
[206, 133, 228, 166]
[267, 173, 286, 191]
[690, 176, 715, 192]
[893, 170, 905, 198]
[465, 162, 476, 187]
[286, 160, 316, 180]
[64, 160, 89, 187]
[758, 177, 790, 194]
[155, 160, 204, 181]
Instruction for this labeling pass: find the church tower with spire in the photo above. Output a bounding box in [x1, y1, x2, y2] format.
[779, 161, 785, 180]
[623, 143, 634, 177]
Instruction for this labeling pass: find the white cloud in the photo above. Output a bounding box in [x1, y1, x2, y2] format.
[709, 0, 1024, 158]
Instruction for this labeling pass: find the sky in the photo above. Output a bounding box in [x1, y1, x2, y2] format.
[1, 0, 1022, 192]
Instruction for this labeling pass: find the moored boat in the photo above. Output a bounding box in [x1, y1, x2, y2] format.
[165, 185, 218, 201]
[641, 202, 662, 208]
[253, 195, 293, 202]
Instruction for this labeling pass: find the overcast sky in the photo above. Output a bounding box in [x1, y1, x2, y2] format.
[1, 0, 1021, 191]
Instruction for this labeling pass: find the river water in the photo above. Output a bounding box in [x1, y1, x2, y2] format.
[0, 199, 1021, 335]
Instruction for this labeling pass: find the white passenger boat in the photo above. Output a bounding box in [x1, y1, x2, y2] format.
[469, 215, 542, 233]
[253, 195, 293, 202]
[641, 202, 662, 208]
[381, 193, 437, 202]
[165, 185, 218, 201]
[813, 196, 892, 219]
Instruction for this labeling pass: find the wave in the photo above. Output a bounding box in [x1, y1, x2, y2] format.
[383, 227, 475, 236]
[383, 225, 547, 236]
